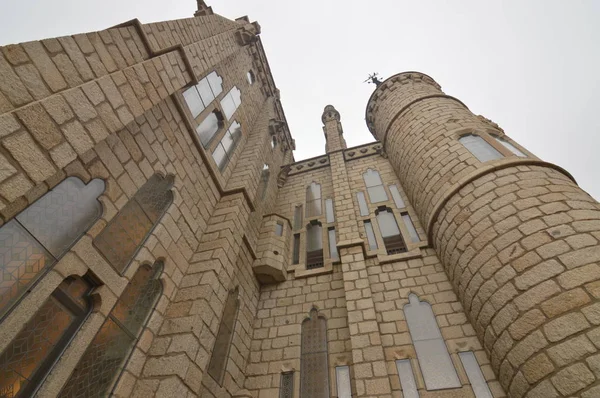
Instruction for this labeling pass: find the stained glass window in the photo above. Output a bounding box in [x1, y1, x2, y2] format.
[336, 366, 352, 398]
[404, 294, 461, 390]
[401, 213, 420, 243]
[59, 261, 163, 397]
[377, 209, 407, 255]
[305, 182, 322, 218]
[300, 308, 329, 398]
[93, 174, 173, 275]
[389, 185, 406, 208]
[0, 275, 95, 398]
[207, 287, 240, 384]
[328, 228, 338, 261]
[363, 169, 388, 203]
[0, 177, 104, 318]
[280, 372, 294, 398]
[325, 199, 335, 223]
[459, 352, 493, 398]
[459, 134, 503, 162]
[292, 234, 300, 265]
[196, 110, 223, 148]
[492, 135, 526, 157]
[357, 192, 369, 216]
[396, 359, 419, 398]
[306, 222, 323, 269]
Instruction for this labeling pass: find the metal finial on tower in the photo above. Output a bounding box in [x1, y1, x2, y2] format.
[364, 72, 383, 87]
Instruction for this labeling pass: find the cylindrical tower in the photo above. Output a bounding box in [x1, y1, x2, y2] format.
[366, 72, 600, 397]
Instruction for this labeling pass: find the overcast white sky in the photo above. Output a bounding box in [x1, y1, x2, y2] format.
[1, 0, 599, 200]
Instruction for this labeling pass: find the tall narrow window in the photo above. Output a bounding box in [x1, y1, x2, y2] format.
[293, 205, 303, 230]
[60, 262, 163, 397]
[404, 294, 461, 390]
[357, 192, 369, 216]
[94, 173, 174, 275]
[401, 212, 420, 243]
[364, 221, 378, 250]
[459, 352, 493, 398]
[492, 135, 526, 157]
[271, 135, 277, 149]
[196, 110, 223, 148]
[220, 86, 242, 120]
[389, 185, 406, 208]
[1, 177, 104, 318]
[207, 287, 240, 384]
[336, 366, 352, 398]
[328, 228, 338, 261]
[275, 222, 284, 237]
[376, 209, 407, 254]
[182, 71, 223, 118]
[280, 371, 294, 398]
[459, 134, 503, 162]
[247, 71, 256, 85]
[325, 198, 335, 223]
[292, 234, 300, 265]
[306, 182, 322, 218]
[212, 121, 242, 171]
[301, 308, 329, 398]
[363, 169, 388, 203]
[0, 275, 96, 397]
[259, 164, 270, 200]
[396, 359, 419, 398]
[306, 222, 323, 269]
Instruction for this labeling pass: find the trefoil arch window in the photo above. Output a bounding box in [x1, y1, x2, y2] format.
[459, 134, 503, 162]
[59, 261, 164, 397]
[376, 208, 407, 255]
[491, 134, 526, 157]
[182, 71, 223, 118]
[0, 177, 104, 318]
[207, 287, 240, 384]
[0, 275, 97, 397]
[305, 182, 322, 218]
[404, 294, 461, 390]
[306, 221, 324, 269]
[363, 169, 388, 203]
[300, 308, 329, 398]
[93, 173, 174, 275]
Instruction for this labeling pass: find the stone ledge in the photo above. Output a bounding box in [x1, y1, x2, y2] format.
[294, 262, 333, 279]
[376, 248, 422, 265]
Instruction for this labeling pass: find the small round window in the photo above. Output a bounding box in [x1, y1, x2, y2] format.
[247, 70, 255, 85]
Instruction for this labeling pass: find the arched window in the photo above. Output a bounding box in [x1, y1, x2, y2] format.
[459, 134, 503, 162]
[0, 275, 96, 397]
[182, 71, 223, 118]
[0, 177, 104, 318]
[247, 70, 255, 85]
[306, 222, 323, 269]
[491, 135, 526, 157]
[220, 86, 242, 120]
[376, 209, 407, 254]
[60, 261, 163, 397]
[94, 173, 174, 275]
[301, 308, 329, 397]
[259, 164, 270, 200]
[363, 169, 388, 203]
[404, 294, 461, 390]
[305, 182, 322, 218]
[196, 109, 224, 148]
[207, 287, 240, 384]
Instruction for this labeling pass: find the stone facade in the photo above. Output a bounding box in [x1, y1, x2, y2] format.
[0, 3, 598, 398]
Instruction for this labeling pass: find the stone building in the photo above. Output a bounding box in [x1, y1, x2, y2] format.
[0, 1, 599, 398]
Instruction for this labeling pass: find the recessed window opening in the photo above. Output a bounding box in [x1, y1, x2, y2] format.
[212, 121, 242, 171]
[306, 221, 324, 269]
[328, 228, 338, 261]
[220, 86, 242, 120]
[196, 110, 224, 148]
[492, 135, 526, 157]
[306, 182, 322, 218]
[459, 134, 503, 162]
[247, 70, 256, 85]
[376, 208, 407, 255]
[363, 169, 388, 203]
[182, 71, 223, 118]
[275, 222, 284, 236]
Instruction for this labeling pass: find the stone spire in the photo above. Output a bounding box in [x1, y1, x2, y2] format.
[321, 105, 347, 153]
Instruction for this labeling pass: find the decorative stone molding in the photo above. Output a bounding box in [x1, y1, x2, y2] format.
[277, 165, 291, 188]
[286, 155, 330, 176]
[342, 142, 384, 161]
